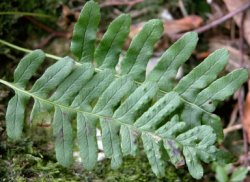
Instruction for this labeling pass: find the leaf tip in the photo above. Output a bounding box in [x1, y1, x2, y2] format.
[216, 48, 229, 57]
[148, 19, 164, 29]
[240, 68, 249, 81]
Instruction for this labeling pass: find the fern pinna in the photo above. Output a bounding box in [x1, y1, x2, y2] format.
[0, 1, 248, 179]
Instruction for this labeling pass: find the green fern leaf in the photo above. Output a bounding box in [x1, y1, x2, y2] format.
[120, 125, 138, 156]
[53, 107, 73, 167]
[174, 48, 229, 102]
[71, 1, 100, 62]
[6, 93, 29, 140]
[1, 1, 248, 180]
[141, 132, 165, 176]
[100, 118, 123, 169]
[95, 14, 131, 69]
[147, 32, 198, 91]
[14, 49, 45, 88]
[77, 114, 98, 170]
[6, 50, 45, 139]
[194, 69, 248, 112]
[177, 125, 217, 179]
[121, 19, 163, 81]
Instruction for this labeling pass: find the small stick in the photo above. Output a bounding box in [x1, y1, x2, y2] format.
[195, 2, 250, 34]
[25, 16, 54, 33]
[25, 16, 69, 48]
[238, 11, 248, 167]
[239, 12, 246, 66]
[172, 1, 250, 39]
[238, 88, 247, 166]
[223, 124, 242, 135]
[178, 0, 188, 17]
[35, 33, 56, 49]
[25, 16, 68, 37]
[100, 0, 144, 8]
[228, 103, 239, 127]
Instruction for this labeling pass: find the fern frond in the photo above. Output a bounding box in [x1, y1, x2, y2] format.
[0, 1, 248, 180]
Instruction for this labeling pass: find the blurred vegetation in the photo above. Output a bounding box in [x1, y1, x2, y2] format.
[0, 0, 66, 42]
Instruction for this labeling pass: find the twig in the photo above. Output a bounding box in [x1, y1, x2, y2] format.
[25, 16, 69, 48]
[238, 11, 248, 167]
[239, 13, 246, 66]
[35, 33, 56, 49]
[224, 124, 242, 135]
[0, 11, 54, 19]
[130, 8, 151, 18]
[172, 1, 250, 39]
[238, 88, 247, 165]
[100, 0, 144, 8]
[178, 0, 188, 17]
[195, 1, 250, 34]
[228, 103, 239, 127]
[230, 20, 236, 40]
[25, 16, 54, 33]
[25, 16, 68, 37]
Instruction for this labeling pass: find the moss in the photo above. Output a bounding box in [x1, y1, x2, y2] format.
[0, 130, 194, 182]
[0, 116, 195, 181]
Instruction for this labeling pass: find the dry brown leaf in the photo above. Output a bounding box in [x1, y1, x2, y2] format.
[223, 0, 250, 45]
[129, 23, 144, 39]
[129, 15, 203, 39]
[243, 83, 250, 142]
[196, 51, 211, 60]
[163, 15, 203, 36]
[127, 15, 202, 51]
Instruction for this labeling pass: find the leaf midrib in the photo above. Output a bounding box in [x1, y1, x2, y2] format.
[96, 68, 212, 116]
[0, 39, 215, 115]
[125, 24, 157, 75]
[98, 16, 128, 66]
[0, 78, 199, 146]
[80, 4, 93, 60]
[0, 64, 212, 121]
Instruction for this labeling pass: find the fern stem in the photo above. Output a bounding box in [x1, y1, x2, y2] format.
[0, 79, 101, 118]
[0, 39, 61, 60]
[0, 11, 54, 19]
[0, 39, 211, 116]
[0, 77, 211, 141]
[0, 78, 163, 141]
